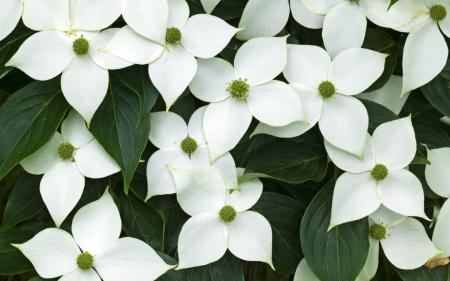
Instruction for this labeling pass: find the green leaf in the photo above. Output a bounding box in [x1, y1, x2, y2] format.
[183, 252, 245, 281]
[90, 66, 159, 192]
[0, 80, 69, 180]
[421, 74, 450, 117]
[0, 24, 33, 79]
[397, 266, 450, 281]
[300, 181, 370, 281]
[362, 99, 398, 133]
[0, 228, 34, 275]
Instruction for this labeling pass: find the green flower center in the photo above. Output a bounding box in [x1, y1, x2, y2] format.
[227, 79, 250, 101]
[77, 252, 93, 270]
[166, 27, 182, 44]
[348, 0, 359, 4]
[181, 136, 197, 155]
[369, 224, 387, 240]
[72, 37, 89, 55]
[371, 164, 388, 181]
[58, 142, 75, 161]
[318, 81, 336, 99]
[219, 205, 237, 223]
[430, 4, 447, 21]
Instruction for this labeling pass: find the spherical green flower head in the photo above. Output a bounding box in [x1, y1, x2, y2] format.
[77, 252, 93, 270]
[58, 142, 75, 161]
[430, 5, 447, 22]
[166, 27, 182, 45]
[219, 205, 237, 223]
[73, 37, 89, 56]
[371, 164, 388, 181]
[181, 136, 198, 155]
[349, 0, 359, 4]
[318, 81, 336, 99]
[369, 224, 387, 240]
[227, 78, 250, 101]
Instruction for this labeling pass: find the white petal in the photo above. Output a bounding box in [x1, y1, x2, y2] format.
[324, 134, 375, 173]
[323, 2, 367, 58]
[290, 0, 324, 29]
[6, 31, 73, 80]
[74, 140, 120, 178]
[108, 26, 165, 65]
[61, 56, 108, 124]
[21, 133, 62, 175]
[237, 0, 290, 40]
[357, 238, 379, 281]
[372, 117, 416, 170]
[200, 0, 220, 13]
[14, 228, 80, 278]
[89, 29, 132, 70]
[425, 148, 450, 198]
[0, 0, 23, 41]
[149, 46, 197, 109]
[61, 110, 93, 148]
[227, 179, 263, 212]
[228, 211, 273, 267]
[170, 168, 227, 216]
[211, 153, 238, 190]
[95, 237, 172, 281]
[359, 0, 391, 28]
[330, 172, 380, 228]
[293, 259, 320, 281]
[381, 218, 439, 270]
[189, 58, 235, 103]
[319, 95, 368, 156]
[72, 190, 121, 255]
[59, 269, 100, 281]
[330, 48, 387, 95]
[149, 111, 188, 150]
[234, 37, 287, 86]
[177, 214, 228, 269]
[22, 0, 70, 31]
[182, 14, 238, 58]
[187, 106, 207, 145]
[121, 0, 168, 44]
[432, 199, 450, 257]
[378, 169, 427, 219]
[70, 0, 121, 31]
[439, 13, 450, 38]
[301, 0, 344, 14]
[369, 205, 405, 226]
[402, 22, 448, 93]
[167, 0, 189, 28]
[146, 150, 191, 199]
[204, 98, 252, 161]
[382, 0, 425, 30]
[41, 162, 85, 227]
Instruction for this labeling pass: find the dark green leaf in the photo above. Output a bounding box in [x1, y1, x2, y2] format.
[0, 228, 34, 275]
[421, 74, 450, 117]
[362, 99, 398, 133]
[183, 252, 245, 281]
[397, 266, 450, 281]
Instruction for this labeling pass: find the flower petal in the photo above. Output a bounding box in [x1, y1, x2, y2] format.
[290, 0, 324, 29]
[227, 179, 263, 212]
[187, 106, 207, 145]
[74, 140, 120, 179]
[95, 237, 172, 281]
[14, 228, 80, 278]
[357, 238, 379, 281]
[425, 148, 450, 198]
[369, 205, 405, 226]
[372, 117, 416, 170]
[70, 0, 121, 31]
[330, 172, 380, 228]
[72, 190, 121, 255]
[182, 14, 238, 58]
[432, 199, 450, 257]
[237, 0, 290, 40]
[228, 211, 273, 267]
[167, 0, 190, 28]
[439, 12, 450, 38]
[0, 0, 23, 41]
[6, 30, 73, 80]
[211, 152, 238, 190]
[204, 98, 252, 161]
[301, 0, 344, 14]
[59, 269, 100, 281]
[319, 95, 368, 156]
[149, 46, 197, 109]
[293, 259, 320, 281]
[200, 0, 221, 13]
[41, 162, 85, 227]
[61, 110, 93, 148]
[149, 111, 188, 150]
[177, 214, 228, 269]
[22, 0, 70, 31]
[234, 37, 287, 86]
[21, 133, 62, 175]
[89, 28, 132, 70]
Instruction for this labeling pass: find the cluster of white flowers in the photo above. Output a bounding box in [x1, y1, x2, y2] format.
[1, 0, 449, 280]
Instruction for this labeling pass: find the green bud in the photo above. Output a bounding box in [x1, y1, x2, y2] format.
[181, 136, 198, 155]
[219, 205, 237, 223]
[318, 81, 336, 99]
[77, 252, 93, 270]
[72, 37, 89, 55]
[371, 164, 388, 181]
[369, 224, 387, 240]
[58, 142, 75, 161]
[227, 78, 250, 101]
[166, 27, 182, 45]
[430, 4, 447, 22]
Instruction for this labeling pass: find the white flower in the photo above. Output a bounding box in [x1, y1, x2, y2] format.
[326, 117, 428, 227]
[425, 147, 450, 198]
[146, 107, 237, 199]
[109, 0, 239, 110]
[169, 168, 272, 269]
[13, 189, 174, 281]
[254, 45, 386, 156]
[6, 0, 128, 123]
[20, 110, 120, 227]
[189, 37, 304, 160]
[432, 199, 450, 261]
[200, 0, 221, 13]
[0, 0, 23, 41]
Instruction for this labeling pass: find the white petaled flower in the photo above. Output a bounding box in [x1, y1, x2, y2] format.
[169, 168, 272, 269]
[189, 37, 304, 160]
[0, 0, 23, 41]
[326, 117, 429, 227]
[20, 110, 120, 227]
[13, 190, 174, 281]
[109, 0, 239, 110]
[6, 0, 128, 123]
[254, 45, 386, 156]
[425, 147, 450, 198]
[432, 199, 450, 264]
[146, 107, 237, 199]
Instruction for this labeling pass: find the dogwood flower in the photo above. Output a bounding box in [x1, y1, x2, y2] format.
[109, 0, 238, 110]
[326, 117, 428, 227]
[425, 147, 450, 198]
[189, 37, 304, 160]
[20, 110, 120, 227]
[147, 107, 237, 199]
[253, 45, 386, 156]
[0, 0, 23, 41]
[431, 199, 450, 265]
[170, 168, 271, 269]
[14, 189, 174, 281]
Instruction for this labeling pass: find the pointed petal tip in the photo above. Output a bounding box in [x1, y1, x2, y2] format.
[10, 243, 21, 249]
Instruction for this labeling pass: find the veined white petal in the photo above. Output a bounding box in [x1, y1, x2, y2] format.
[385, 0, 428, 32]
[290, 0, 324, 29]
[89, 29, 132, 70]
[70, 0, 121, 31]
[301, 0, 344, 14]
[200, 0, 221, 13]
[187, 106, 207, 145]
[22, 0, 70, 31]
[227, 179, 263, 212]
[0, 0, 23, 41]
[74, 140, 120, 179]
[425, 148, 450, 198]
[59, 269, 100, 281]
[433, 199, 450, 257]
[21, 133, 62, 175]
[369, 205, 406, 227]
[167, 0, 189, 28]
[61, 110, 93, 148]
[149, 111, 188, 150]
